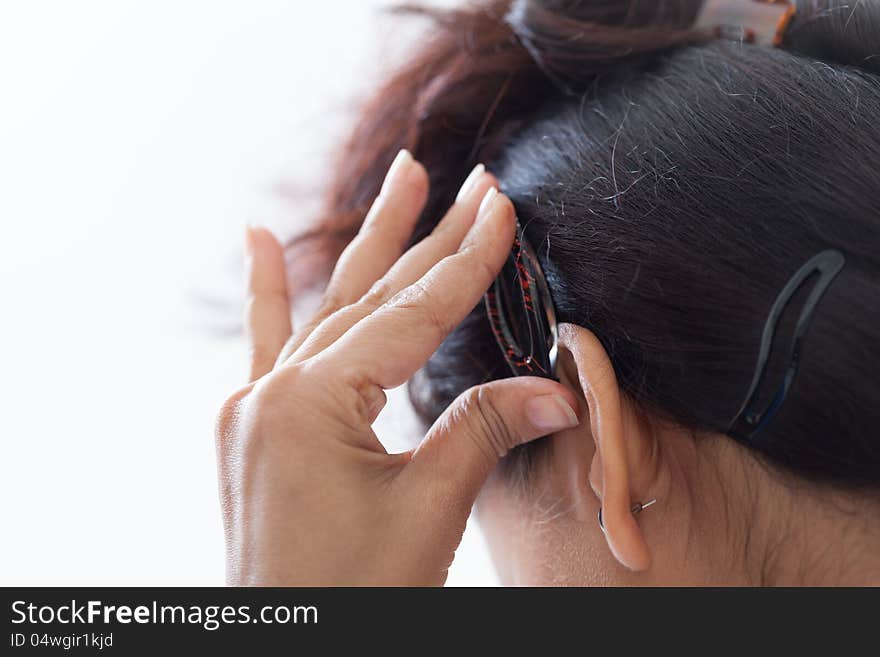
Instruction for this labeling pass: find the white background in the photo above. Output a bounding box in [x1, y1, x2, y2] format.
[0, 0, 499, 586]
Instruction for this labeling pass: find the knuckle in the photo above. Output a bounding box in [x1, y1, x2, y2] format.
[459, 385, 512, 464]
[214, 385, 251, 451]
[457, 245, 498, 282]
[215, 366, 308, 452]
[473, 386, 513, 459]
[255, 366, 305, 412]
[359, 277, 394, 309]
[390, 280, 454, 337]
[316, 288, 347, 319]
[274, 334, 299, 364]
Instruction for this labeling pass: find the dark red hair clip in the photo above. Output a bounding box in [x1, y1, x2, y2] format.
[484, 221, 558, 379]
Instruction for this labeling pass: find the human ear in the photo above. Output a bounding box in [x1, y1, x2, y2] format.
[556, 323, 655, 571]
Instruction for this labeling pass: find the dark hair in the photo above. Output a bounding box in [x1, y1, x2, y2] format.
[303, 0, 880, 485]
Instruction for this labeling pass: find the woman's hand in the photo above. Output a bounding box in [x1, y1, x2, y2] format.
[215, 151, 580, 586]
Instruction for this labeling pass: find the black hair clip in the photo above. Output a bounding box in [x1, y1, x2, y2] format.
[484, 221, 558, 379]
[727, 249, 845, 440]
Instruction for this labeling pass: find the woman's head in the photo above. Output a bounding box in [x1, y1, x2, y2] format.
[306, 0, 880, 584]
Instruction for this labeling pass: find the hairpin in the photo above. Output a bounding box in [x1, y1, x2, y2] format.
[727, 249, 845, 441]
[485, 226, 843, 442]
[695, 0, 796, 47]
[484, 221, 558, 379]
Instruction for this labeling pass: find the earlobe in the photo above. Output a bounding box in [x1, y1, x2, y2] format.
[557, 323, 654, 572]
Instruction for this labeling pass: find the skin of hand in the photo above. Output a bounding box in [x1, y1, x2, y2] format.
[215, 150, 581, 586]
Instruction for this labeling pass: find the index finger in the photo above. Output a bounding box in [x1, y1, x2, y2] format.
[312, 188, 515, 390]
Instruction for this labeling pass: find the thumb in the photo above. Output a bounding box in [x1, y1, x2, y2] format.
[404, 377, 581, 504]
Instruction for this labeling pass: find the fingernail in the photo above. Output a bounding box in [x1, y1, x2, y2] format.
[525, 394, 579, 433]
[380, 149, 413, 197]
[455, 163, 485, 203]
[476, 186, 498, 222]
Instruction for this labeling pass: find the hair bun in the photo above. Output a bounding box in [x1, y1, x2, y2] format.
[505, 0, 705, 92]
[786, 0, 880, 74]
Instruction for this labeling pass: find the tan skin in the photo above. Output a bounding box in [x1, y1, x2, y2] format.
[478, 300, 880, 586]
[217, 151, 880, 586]
[216, 152, 581, 585]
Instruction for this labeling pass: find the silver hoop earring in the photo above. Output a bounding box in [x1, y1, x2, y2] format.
[597, 499, 657, 532]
